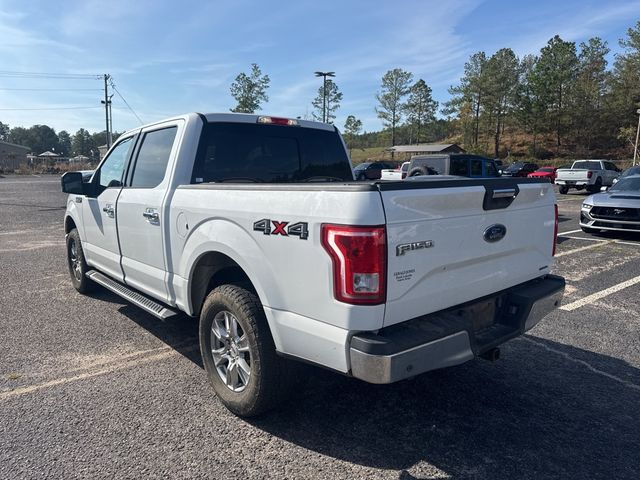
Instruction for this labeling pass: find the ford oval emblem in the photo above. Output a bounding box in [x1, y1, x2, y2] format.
[483, 224, 507, 243]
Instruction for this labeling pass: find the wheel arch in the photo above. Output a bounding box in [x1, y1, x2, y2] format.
[188, 251, 260, 318]
[64, 215, 77, 234]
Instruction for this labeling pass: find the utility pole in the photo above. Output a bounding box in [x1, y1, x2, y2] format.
[103, 74, 112, 148]
[634, 108, 640, 166]
[314, 71, 335, 123]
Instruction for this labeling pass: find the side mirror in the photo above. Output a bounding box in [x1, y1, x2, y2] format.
[61, 171, 85, 194]
[364, 169, 382, 180]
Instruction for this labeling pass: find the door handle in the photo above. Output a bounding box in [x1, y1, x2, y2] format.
[102, 204, 115, 218]
[142, 208, 160, 225]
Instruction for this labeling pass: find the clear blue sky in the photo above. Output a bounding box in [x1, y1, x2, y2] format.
[0, 0, 638, 135]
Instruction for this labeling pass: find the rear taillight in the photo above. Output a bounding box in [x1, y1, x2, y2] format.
[321, 224, 386, 305]
[587, 171, 593, 179]
[553, 204, 558, 256]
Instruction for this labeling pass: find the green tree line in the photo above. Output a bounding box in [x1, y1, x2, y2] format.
[0, 121, 120, 158]
[350, 21, 640, 159]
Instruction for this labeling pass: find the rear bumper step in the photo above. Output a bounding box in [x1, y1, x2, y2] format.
[349, 275, 565, 384]
[86, 271, 178, 320]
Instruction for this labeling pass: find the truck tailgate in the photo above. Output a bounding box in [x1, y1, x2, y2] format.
[557, 169, 589, 181]
[379, 178, 556, 327]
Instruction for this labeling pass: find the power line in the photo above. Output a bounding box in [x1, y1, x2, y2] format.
[0, 88, 102, 91]
[110, 82, 144, 125]
[0, 106, 102, 111]
[0, 70, 101, 80]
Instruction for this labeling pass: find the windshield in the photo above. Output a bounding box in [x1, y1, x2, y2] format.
[620, 167, 640, 179]
[538, 168, 554, 172]
[609, 176, 640, 192]
[506, 162, 524, 170]
[353, 163, 370, 171]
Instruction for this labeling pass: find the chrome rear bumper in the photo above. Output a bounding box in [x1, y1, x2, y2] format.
[349, 275, 565, 384]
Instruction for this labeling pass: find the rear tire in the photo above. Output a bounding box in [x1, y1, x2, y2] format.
[66, 228, 94, 294]
[587, 178, 602, 194]
[558, 186, 569, 195]
[199, 284, 297, 417]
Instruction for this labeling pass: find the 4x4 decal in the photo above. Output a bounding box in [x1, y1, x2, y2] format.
[253, 219, 309, 240]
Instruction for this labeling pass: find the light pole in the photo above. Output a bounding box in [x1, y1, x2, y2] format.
[634, 108, 640, 166]
[314, 71, 335, 123]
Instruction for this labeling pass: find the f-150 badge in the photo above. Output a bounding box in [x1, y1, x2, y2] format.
[396, 240, 433, 256]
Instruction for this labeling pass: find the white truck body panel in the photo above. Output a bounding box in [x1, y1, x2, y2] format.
[382, 181, 555, 326]
[169, 186, 387, 331]
[82, 188, 125, 282]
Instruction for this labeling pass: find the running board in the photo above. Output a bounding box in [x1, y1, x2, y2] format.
[86, 271, 178, 320]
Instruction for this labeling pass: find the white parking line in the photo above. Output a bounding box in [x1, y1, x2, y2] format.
[615, 240, 640, 246]
[555, 241, 613, 257]
[559, 274, 640, 311]
[559, 235, 607, 242]
[558, 229, 582, 235]
[0, 344, 198, 401]
[521, 337, 640, 392]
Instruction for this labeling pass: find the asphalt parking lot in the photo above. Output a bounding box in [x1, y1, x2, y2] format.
[1, 175, 639, 480]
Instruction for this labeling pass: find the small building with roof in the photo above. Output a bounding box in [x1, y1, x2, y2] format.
[0, 141, 31, 171]
[386, 143, 466, 158]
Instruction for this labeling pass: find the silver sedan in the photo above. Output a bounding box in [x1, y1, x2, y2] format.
[580, 175, 640, 234]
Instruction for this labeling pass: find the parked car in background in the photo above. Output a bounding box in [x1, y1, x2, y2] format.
[580, 175, 640, 234]
[555, 160, 620, 194]
[407, 154, 500, 178]
[612, 166, 640, 185]
[502, 162, 539, 177]
[528, 166, 557, 183]
[380, 161, 410, 180]
[353, 161, 397, 180]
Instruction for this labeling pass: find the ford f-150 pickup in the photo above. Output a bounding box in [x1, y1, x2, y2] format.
[61, 112, 565, 417]
[555, 160, 621, 194]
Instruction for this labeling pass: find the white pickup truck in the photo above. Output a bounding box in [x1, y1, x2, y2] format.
[380, 161, 410, 180]
[61, 113, 564, 416]
[555, 160, 621, 194]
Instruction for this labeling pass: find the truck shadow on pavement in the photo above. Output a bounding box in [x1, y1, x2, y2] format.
[250, 336, 639, 480]
[91, 289, 203, 368]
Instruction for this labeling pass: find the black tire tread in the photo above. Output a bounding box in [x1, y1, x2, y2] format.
[200, 284, 296, 417]
[66, 228, 94, 294]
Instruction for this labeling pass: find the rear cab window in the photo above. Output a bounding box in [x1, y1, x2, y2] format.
[191, 122, 352, 183]
[573, 161, 601, 170]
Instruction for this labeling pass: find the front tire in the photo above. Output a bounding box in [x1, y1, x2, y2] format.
[66, 228, 94, 293]
[199, 284, 296, 417]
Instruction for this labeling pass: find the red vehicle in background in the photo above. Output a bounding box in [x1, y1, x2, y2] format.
[528, 166, 557, 183]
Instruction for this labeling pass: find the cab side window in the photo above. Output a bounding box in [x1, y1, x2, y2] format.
[486, 161, 499, 177]
[470, 158, 483, 177]
[450, 158, 468, 176]
[130, 127, 177, 188]
[96, 137, 134, 192]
